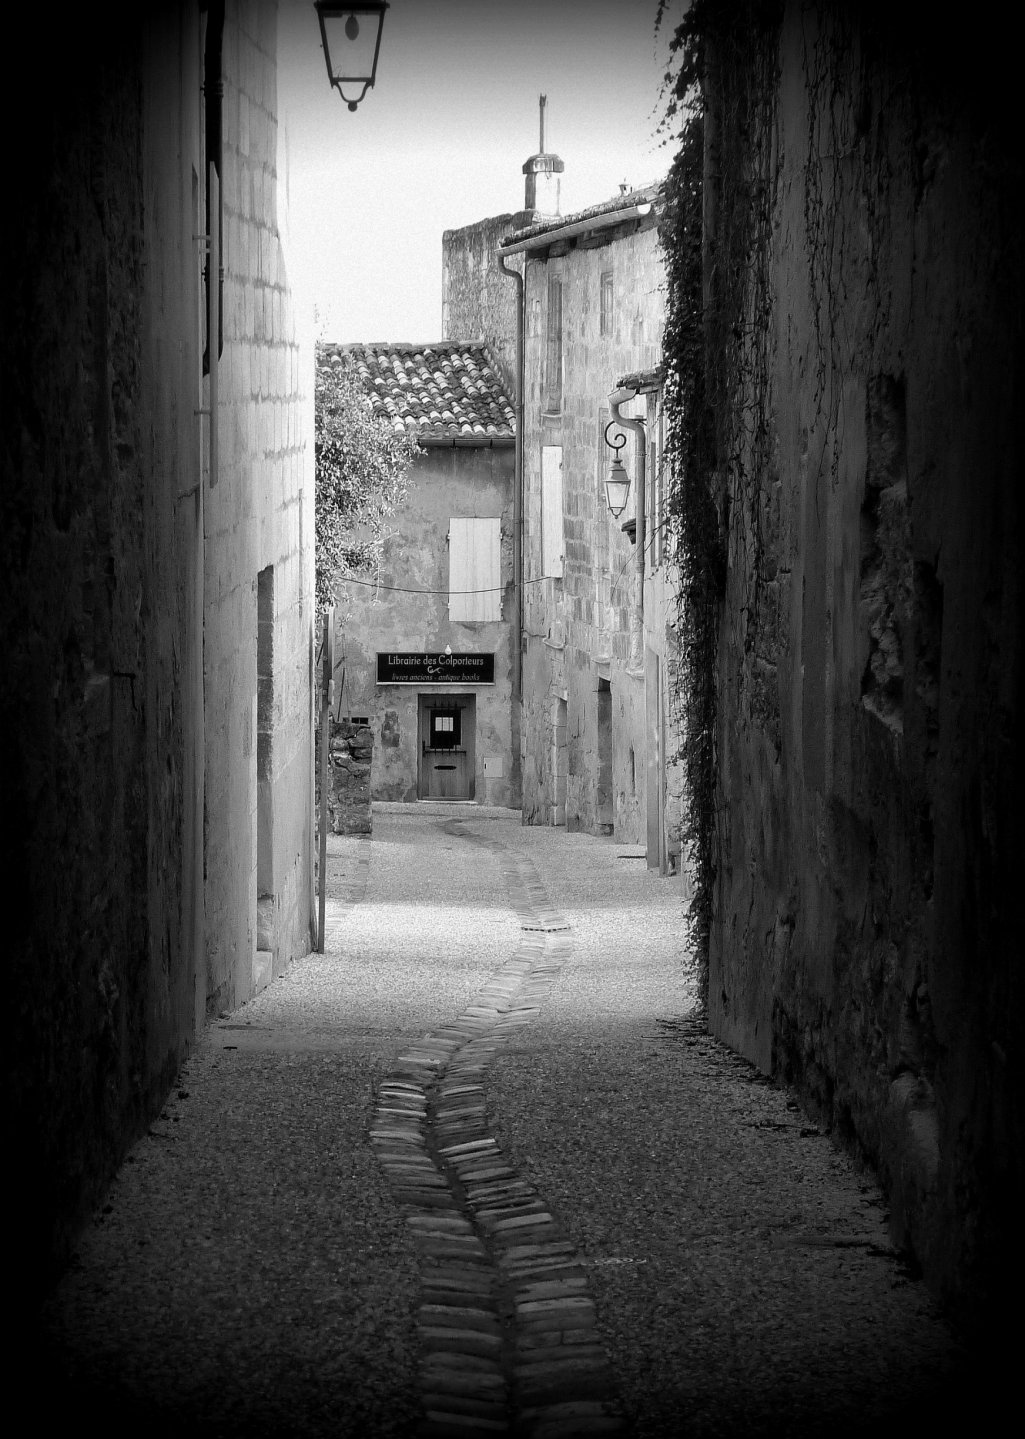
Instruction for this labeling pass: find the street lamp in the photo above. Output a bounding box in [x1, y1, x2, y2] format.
[315, 2, 389, 111]
[603, 422, 631, 518]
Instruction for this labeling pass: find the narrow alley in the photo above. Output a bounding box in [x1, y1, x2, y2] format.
[39, 807, 979, 1438]
[5, 5, 1019, 1433]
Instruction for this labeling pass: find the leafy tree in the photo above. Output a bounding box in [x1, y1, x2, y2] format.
[314, 346, 419, 612]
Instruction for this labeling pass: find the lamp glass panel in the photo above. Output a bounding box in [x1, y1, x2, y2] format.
[322, 10, 380, 81]
[605, 463, 631, 517]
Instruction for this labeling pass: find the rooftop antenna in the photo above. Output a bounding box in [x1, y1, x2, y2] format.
[539, 93, 547, 153]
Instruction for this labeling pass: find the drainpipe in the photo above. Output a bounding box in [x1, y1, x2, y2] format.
[609, 384, 646, 673]
[499, 253, 524, 705]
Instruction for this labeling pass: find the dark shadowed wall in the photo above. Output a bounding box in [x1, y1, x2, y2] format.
[703, 0, 1022, 1327]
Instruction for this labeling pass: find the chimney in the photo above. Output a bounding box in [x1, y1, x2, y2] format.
[521, 94, 564, 222]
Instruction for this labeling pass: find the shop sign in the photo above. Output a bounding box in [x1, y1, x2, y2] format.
[377, 652, 495, 685]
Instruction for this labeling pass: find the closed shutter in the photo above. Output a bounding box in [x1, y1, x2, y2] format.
[541, 446, 564, 579]
[545, 276, 563, 413]
[449, 517, 501, 622]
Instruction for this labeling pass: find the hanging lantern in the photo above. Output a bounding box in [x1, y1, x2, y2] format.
[315, 2, 389, 112]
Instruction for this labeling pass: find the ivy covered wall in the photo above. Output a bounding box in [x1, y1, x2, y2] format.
[660, 0, 1022, 1329]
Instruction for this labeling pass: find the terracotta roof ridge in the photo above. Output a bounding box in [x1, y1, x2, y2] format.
[501, 179, 665, 245]
[325, 338, 516, 445]
[334, 340, 464, 355]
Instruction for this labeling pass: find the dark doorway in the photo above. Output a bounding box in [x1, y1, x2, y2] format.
[597, 678, 613, 834]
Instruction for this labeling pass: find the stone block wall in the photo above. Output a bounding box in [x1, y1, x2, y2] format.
[443, 215, 521, 395]
[327, 721, 374, 835]
[204, 0, 314, 1013]
[703, 1, 1022, 1323]
[519, 218, 666, 841]
[2, 0, 314, 1307]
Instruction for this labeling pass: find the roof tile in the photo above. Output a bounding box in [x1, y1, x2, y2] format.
[317, 340, 516, 445]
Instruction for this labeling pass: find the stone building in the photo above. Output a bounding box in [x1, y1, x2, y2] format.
[321, 342, 520, 809]
[681, 0, 1023, 1327]
[445, 140, 681, 866]
[3, 0, 315, 1300]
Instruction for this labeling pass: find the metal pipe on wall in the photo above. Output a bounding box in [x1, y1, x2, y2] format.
[499, 253, 525, 704]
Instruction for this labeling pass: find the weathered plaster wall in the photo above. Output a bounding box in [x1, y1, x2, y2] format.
[442, 215, 521, 395]
[204, 0, 314, 1013]
[336, 445, 519, 809]
[707, 2, 1022, 1321]
[519, 218, 666, 841]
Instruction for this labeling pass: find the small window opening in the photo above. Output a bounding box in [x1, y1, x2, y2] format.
[600, 270, 613, 337]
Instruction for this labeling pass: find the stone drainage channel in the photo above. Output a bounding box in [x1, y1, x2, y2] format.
[369, 819, 626, 1438]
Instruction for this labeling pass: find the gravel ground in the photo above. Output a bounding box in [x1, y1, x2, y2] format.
[37, 806, 982, 1436]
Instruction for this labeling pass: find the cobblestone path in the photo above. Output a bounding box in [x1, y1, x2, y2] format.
[38, 807, 981, 1439]
[371, 820, 625, 1438]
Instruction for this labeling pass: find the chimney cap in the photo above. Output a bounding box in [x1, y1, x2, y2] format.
[521, 94, 563, 216]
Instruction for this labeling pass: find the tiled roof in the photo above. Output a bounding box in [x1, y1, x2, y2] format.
[501, 181, 664, 248]
[319, 341, 515, 447]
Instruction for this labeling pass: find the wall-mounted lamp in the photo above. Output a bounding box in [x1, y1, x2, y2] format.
[315, 1, 389, 111]
[603, 421, 631, 518]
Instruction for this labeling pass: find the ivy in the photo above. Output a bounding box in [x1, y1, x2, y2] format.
[315, 345, 420, 614]
[656, 0, 782, 976]
[658, 118, 719, 972]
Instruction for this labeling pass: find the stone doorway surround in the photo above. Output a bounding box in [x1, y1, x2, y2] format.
[418, 692, 476, 801]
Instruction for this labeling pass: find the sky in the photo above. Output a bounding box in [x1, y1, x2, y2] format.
[277, 0, 678, 344]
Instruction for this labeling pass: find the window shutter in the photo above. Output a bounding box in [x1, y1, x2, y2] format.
[449, 517, 501, 622]
[541, 446, 564, 579]
[545, 276, 563, 413]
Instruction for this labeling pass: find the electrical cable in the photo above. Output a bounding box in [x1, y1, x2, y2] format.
[334, 517, 671, 599]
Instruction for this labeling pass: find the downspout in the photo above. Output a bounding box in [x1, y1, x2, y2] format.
[611, 383, 659, 868]
[609, 385, 646, 674]
[499, 253, 524, 708]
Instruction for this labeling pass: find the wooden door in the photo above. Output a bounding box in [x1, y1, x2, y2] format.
[419, 701, 472, 800]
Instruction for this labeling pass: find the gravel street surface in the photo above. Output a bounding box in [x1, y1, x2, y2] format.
[38, 805, 982, 1436]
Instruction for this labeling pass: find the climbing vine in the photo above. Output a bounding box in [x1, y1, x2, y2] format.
[656, 0, 783, 973]
[315, 345, 419, 613]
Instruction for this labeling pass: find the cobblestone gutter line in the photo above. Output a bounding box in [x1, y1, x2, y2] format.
[370, 819, 626, 1438]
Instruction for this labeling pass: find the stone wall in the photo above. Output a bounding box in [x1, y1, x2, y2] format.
[703, 1, 1022, 1324]
[442, 215, 521, 395]
[204, 0, 314, 1014]
[315, 719, 374, 836]
[2, 5, 203, 1299]
[518, 215, 668, 844]
[2, 0, 314, 1307]
[336, 444, 519, 809]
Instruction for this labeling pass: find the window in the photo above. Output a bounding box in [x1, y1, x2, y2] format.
[449, 517, 501, 621]
[545, 274, 563, 413]
[541, 446, 564, 579]
[430, 710, 461, 748]
[599, 270, 613, 337]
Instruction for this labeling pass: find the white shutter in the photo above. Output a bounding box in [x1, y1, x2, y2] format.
[541, 446, 564, 579]
[449, 517, 500, 622]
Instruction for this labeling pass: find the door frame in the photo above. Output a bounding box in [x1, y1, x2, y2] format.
[417, 692, 476, 800]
